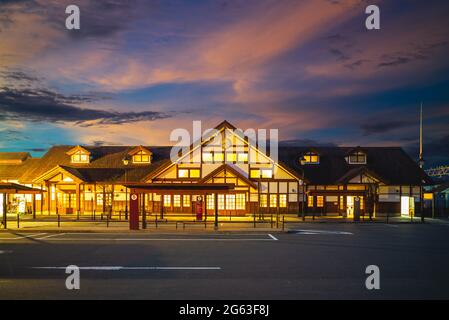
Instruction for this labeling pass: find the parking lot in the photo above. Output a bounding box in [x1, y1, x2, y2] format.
[1, 223, 449, 299]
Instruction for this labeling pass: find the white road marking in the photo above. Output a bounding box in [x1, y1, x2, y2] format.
[0, 250, 13, 254]
[35, 233, 66, 239]
[0, 233, 47, 240]
[42, 237, 275, 242]
[268, 234, 278, 241]
[293, 229, 353, 235]
[32, 266, 221, 270]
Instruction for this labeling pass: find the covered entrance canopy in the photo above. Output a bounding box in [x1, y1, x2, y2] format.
[1, 183, 42, 229]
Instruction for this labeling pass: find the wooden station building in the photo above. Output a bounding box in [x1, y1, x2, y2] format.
[0, 121, 431, 219]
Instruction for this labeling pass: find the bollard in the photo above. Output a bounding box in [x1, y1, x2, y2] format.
[270, 214, 273, 228]
[119, 210, 122, 221]
[282, 215, 285, 231]
[77, 210, 80, 221]
[253, 213, 256, 228]
[17, 214, 20, 229]
[93, 210, 96, 221]
[57, 214, 60, 228]
[106, 213, 110, 228]
[155, 216, 158, 229]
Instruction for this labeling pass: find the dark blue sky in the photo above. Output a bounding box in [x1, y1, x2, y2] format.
[0, 0, 448, 167]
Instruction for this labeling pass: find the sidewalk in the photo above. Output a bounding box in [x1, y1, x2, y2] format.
[0, 214, 438, 233]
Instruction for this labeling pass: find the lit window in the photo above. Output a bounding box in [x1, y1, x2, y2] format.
[236, 193, 245, 210]
[302, 152, 319, 164]
[261, 169, 273, 178]
[226, 194, 235, 210]
[340, 196, 344, 210]
[214, 153, 224, 162]
[178, 169, 200, 178]
[178, 169, 189, 178]
[279, 194, 287, 208]
[226, 153, 237, 163]
[190, 169, 200, 178]
[183, 195, 191, 207]
[71, 150, 89, 163]
[132, 151, 151, 163]
[218, 194, 225, 210]
[237, 153, 248, 163]
[317, 196, 324, 207]
[260, 194, 268, 208]
[173, 195, 181, 207]
[202, 152, 213, 162]
[349, 151, 366, 164]
[308, 196, 314, 207]
[360, 196, 364, 210]
[163, 195, 171, 207]
[207, 195, 215, 210]
[250, 169, 260, 179]
[269, 194, 277, 208]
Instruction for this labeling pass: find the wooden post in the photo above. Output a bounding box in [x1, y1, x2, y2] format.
[2, 193, 7, 229]
[32, 194, 36, 219]
[142, 193, 147, 229]
[47, 182, 51, 215]
[76, 183, 81, 217]
[214, 192, 218, 230]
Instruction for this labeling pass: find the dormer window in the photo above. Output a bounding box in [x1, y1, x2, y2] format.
[128, 146, 152, 164]
[71, 150, 89, 163]
[132, 150, 151, 163]
[348, 151, 367, 164]
[301, 152, 319, 164]
[67, 146, 90, 164]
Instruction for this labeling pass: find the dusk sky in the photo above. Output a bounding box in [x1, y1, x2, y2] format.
[0, 0, 448, 167]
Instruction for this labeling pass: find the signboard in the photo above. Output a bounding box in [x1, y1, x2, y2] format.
[129, 193, 139, 230]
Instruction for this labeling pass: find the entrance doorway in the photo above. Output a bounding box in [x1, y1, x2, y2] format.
[346, 196, 354, 218]
[401, 196, 414, 217]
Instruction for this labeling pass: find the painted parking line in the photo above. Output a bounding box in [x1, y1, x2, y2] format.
[291, 229, 353, 235]
[35, 233, 66, 240]
[31, 266, 221, 271]
[0, 233, 48, 240]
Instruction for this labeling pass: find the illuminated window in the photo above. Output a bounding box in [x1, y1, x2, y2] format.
[71, 150, 89, 163]
[132, 150, 151, 163]
[178, 168, 200, 178]
[163, 195, 171, 207]
[260, 194, 268, 208]
[236, 193, 245, 210]
[279, 194, 287, 208]
[202, 152, 213, 162]
[261, 169, 273, 178]
[226, 194, 235, 210]
[269, 194, 277, 208]
[213, 153, 224, 162]
[226, 153, 237, 163]
[340, 196, 344, 210]
[237, 153, 248, 163]
[316, 196, 324, 207]
[207, 194, 215, 210]
[308, 196, 314, 207]
[218, 194, 225, 210]
[183, 195, 191, 207]
[349, 151, 366, 164]
[190, 169, 200, 178]
[360, 196, 364, 210]
[250, 169, 260, 179]
[173, 195, 181, 207]
[302, 152, 319, 164]
[178, 169, 189, 178]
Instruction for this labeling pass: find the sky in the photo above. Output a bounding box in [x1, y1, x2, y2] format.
[0, 0, 448, 168]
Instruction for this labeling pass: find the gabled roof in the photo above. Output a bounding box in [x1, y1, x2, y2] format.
[66, 145, 91, 156]
[20, 145, 172, 183]
[0, 158, 40, 181]
[279, 146, 431, 185]
[336, 166, 384, 184]
[199, 164, 258, 189]
[128, 145, 153, 156]
[0, 152, 31, 164]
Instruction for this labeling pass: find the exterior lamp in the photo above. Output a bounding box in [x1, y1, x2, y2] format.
[299, 156, 306, 220]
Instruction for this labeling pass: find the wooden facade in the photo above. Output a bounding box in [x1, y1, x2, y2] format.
[0, 121, 431, 219]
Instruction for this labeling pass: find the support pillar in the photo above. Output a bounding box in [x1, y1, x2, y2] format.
[214, 192, 218, 230]
[32, 194, 36, 219]
[2, 193, 6, 229]
[142, 193, 147, 229]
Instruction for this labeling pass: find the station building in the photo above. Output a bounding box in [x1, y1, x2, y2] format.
[0, 121, 431, 219]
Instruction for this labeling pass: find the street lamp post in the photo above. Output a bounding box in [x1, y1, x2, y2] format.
[299, 156, 306, 221]
[123, 155, 131, 220]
